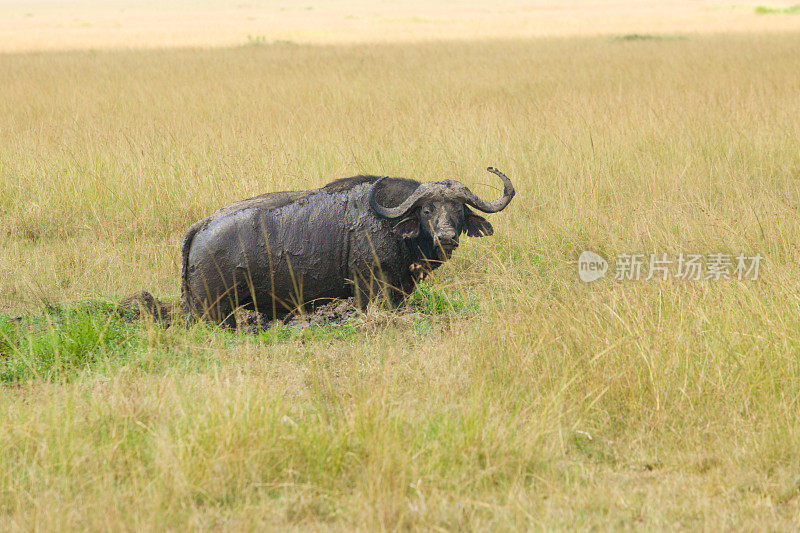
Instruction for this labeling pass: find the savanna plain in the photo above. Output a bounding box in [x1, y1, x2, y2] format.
[1, 27, 800, 530]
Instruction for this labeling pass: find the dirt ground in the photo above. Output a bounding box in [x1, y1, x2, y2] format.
[1, 0, 799, 52]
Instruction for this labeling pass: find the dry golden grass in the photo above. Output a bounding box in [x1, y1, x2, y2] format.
[1, 33, 800, 529]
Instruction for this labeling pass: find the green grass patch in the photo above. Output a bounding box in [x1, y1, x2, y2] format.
[0, 285, 472, 384]
[252, 320, 359, 344]
[407, 282, 478, 316]
[755, 5, 800, 14]
[0, 283, 478, 383]
[0, 300, 367, 383]
[0, 302, 139, 383]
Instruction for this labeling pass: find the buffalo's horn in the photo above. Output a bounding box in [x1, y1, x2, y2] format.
[369, 167, 515, 219]
[453, 167, 516, 213]
[369, 178, 442, 219]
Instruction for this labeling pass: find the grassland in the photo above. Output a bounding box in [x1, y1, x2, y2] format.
[1, 33, 800, 529]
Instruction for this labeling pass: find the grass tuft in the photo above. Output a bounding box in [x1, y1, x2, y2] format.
[754, 5, 800, 14]
[612, 33, 686, 41]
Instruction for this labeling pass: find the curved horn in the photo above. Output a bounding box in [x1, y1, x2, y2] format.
[369, 167, 515, 219]
[451, 167, 516, 213]
[369, 178, 444, 219]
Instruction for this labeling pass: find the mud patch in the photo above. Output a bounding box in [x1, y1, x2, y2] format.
[116, 291, 359, 333]
[285, 298, 360, 328]
[117, 291, 173, 327]
[232, 298, 360, 332]
[232, 308, 270, 333]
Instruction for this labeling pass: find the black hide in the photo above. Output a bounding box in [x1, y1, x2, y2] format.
[182, 176, 465, 325]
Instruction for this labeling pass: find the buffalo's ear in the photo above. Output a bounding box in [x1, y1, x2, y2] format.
[464, 208, 494, 237]
[393, 217, 420, 239]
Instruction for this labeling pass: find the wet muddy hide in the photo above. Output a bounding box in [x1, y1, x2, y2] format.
[180, 168, 515, 327]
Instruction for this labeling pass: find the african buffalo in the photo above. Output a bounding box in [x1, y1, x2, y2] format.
[181, 167, 515, 325]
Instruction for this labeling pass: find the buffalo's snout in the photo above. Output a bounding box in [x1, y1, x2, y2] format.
[433, 231, 459, 261]
[434, 231, 458, 249]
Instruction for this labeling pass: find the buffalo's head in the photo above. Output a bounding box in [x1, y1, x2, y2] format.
[369, 167, 515, 263]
